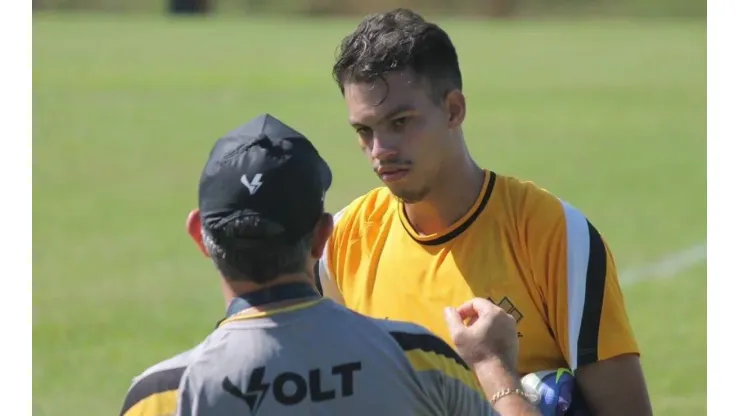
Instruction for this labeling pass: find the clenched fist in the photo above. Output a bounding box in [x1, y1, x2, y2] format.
[443, 297, 520, 371]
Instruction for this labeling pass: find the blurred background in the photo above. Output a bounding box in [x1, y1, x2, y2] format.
[32, 0, 706, 415]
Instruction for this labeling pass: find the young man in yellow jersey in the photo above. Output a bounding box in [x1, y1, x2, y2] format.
[317, 8, 653, 416]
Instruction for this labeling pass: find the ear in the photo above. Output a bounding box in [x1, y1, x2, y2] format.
[186, 209, 210, 258]
[444, 89, 466, 129]
[310, 213, 334, 259]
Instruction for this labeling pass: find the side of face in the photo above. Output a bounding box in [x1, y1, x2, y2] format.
[342, 70, 465, 203]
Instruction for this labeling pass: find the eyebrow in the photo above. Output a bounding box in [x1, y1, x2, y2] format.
[349, 104, 417, 127]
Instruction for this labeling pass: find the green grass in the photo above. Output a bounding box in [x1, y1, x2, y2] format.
[32, 13, 706, 416]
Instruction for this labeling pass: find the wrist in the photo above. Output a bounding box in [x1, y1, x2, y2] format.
[489, 388, 539, 414]
[473, 359, 539, 414]
[473, 357, 518, 381]
[472, 357, 521, 393]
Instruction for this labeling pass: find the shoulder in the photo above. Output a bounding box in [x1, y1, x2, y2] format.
[331, 187, 396, 234]
[373, 318, 470, 370]
[319, 187, 395, 289]
[372, 317, 431, 334]
[339, 312, 458, 361]
[373, 319, 485, 403]
[120, 345, 202, 416]
[494, 174, 585, 234]
[499, 175, 609, 277]
[130, 346, 200, 384]
[496, 174, 564, 215]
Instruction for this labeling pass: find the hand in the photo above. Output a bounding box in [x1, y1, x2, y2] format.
[443, 297, 519, 371]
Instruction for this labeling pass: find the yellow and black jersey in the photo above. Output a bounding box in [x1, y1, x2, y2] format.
[317, 170, 639, 374]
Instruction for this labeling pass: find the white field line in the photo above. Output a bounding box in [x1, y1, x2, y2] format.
[620, 242, 707, 286]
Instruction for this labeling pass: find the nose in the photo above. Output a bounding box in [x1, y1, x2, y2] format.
[369, 135, 399, 162]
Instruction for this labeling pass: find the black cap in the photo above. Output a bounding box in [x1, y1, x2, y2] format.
[198, 114, 332, 245]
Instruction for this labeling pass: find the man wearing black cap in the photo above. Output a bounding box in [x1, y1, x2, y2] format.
[118, 114, 540, 416]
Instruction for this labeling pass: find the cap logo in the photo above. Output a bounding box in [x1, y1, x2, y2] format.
[240, 173, 264, 195]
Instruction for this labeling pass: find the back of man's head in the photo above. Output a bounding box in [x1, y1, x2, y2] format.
[191, 114, 333, 285]
[201, 216, 319, 285]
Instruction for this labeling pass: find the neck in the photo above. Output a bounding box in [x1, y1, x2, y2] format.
[221, 272, 313, 309]
[404, 152, 485, 236]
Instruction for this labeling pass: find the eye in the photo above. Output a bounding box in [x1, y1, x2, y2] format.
[355, 126, 372, 139]
[392, 117, 409, 128]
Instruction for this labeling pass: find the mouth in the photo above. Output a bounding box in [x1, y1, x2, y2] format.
[377, 167, 410, 183]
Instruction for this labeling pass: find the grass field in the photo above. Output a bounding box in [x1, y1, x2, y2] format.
[32, 13, 706, 416]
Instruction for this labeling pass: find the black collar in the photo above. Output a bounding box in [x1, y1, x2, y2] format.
[215, 282, 321, 328]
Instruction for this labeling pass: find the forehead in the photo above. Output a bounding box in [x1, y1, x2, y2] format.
[343, 71, 430, 125]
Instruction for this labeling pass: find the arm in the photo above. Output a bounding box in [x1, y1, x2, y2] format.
[528, 198, 652, 415]
[441, 299, 541, 415]
[119, 368, 184, 416]
[399, 334, 521, 415]
[432, 355, 499, 415]
[573, 353, 651, 416]
[382, 321, 509, 415]
[474, 358, 541, 416]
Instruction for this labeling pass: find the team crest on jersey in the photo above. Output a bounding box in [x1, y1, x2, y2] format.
[488, 296, 524, 338]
